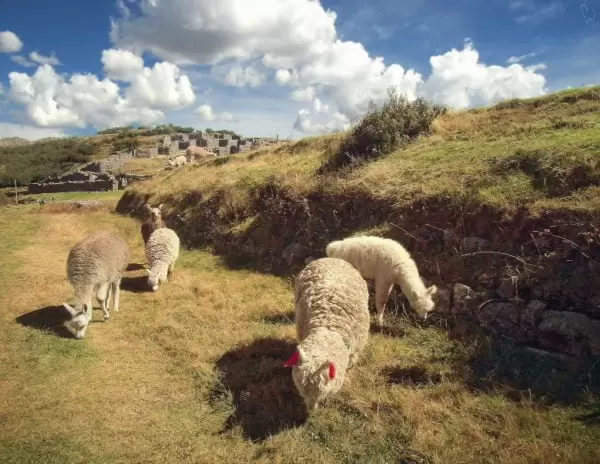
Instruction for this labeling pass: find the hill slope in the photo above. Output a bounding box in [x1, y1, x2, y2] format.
[118, 85, 600, 356]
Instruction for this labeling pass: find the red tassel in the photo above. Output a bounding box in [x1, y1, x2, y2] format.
[283, 350, 299, 367]
[328, 362, 336, 380]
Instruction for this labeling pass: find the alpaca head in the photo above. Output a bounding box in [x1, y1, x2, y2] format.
[410, 284, 438, 320]
[145, 203, 163, 222]
[283, 346, 338, 412]
[62, 302, 90, 339]
[146, 266, 167, 292]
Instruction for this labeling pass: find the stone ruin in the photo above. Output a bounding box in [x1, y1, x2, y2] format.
[28, 170, 153, 194]
[158, 132, 278, 157]
[27, 131, 279, 194]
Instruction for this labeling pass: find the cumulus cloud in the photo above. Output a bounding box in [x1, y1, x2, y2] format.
[195, 104, 235, 122]
[110, 0, 548, 135]
[0, 122, 70, 140]
[10, 55, 36, 68]
[507, 52, 537, 64]
[219, 64, 266, 88]
[420, 40, 547, 110]
[7, 49, 195, 129]
[101, 48, 144, 80]
[29, 51, 61, 66]
[0, 30, 23, 53]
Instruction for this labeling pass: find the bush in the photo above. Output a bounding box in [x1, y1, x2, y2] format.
[322, 88, 446, 172]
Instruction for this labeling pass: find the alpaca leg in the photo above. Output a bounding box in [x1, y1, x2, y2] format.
[375, 279, 394, 326]
[112, 280, 121, 313]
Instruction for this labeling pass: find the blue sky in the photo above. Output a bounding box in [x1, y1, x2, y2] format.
[0, 0, 598, 139]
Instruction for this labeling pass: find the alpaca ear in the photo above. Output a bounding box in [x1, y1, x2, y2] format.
[62, 303, 77, 317]
[318, 361, 336, 382]
[328, 362, 336, 380]
[158, 204, 163, 210]
[283, 350, 300, 367]
[427, 285, 438, 296]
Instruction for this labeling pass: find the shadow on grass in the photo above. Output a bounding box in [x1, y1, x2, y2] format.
[210, 337, 308, 442]
[15, 305, 75, 339]
[441, 320, 600, 406]
[126, 263, 146, 271]
[574, 408, 600, 426]
[382, 366, 443, 387]
[120, 276, 150, 293]
[260, 310, 295, 325]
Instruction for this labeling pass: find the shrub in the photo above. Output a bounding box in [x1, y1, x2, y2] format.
[321, 88, 446, 172]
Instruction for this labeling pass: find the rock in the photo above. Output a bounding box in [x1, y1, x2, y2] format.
[460, 236, 491, 253]
[451, 283, 478, 314]
[433, 286, 451, 313]
[282, 242, 305, 266]
[475, 301, 528, 342]
[443, 228, 457, 244]
[521, 300, 546, 333]
[496, 276, 518, 299]
[537, 310, 600, 356]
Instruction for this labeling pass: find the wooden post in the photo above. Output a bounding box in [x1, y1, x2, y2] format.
[14, 179, 18, 205]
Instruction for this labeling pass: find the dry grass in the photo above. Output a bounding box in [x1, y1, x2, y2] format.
[129, 86, 600, 216]
[1, 194, 600, 463]
[117, 157, 166, 176]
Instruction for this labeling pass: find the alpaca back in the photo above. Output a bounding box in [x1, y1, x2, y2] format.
[295, 257, 369, 353]
[326, 236, 404, 281]
[67, 231, 129, 289]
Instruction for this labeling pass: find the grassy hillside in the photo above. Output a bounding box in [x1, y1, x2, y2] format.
[1, 194, 599, 463]
[118, 86, 600, 263]
[117, 85, 600, 353]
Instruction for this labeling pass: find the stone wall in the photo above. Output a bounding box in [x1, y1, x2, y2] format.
[136, 146, 159, 158]
[29, 179, 117, 194]
[85, 150, 134, 173]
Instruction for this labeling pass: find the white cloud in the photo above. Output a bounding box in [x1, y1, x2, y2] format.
[509, 0, 565, 23]
[293, 108, 349, 133]
[196, 104, 215, 121]
[29, 51, 61, 66]
[0, 122, 70, 140]
[195, 104, 235, 122]
[290, 86, 316, 102]
[101, 48, 144, 80]
[420, 41, 547, 110]
[220, 64, 266, 88]
[7, 49, 196, 129]
[507, 52, 538, 64]
[0, 30, 23, 53]
[110, 1, 548, 135]
[124, 61, 196, 108]
[10, 55, 36, 67]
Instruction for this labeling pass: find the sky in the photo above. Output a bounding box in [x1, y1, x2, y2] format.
[0, 0, 598, 140]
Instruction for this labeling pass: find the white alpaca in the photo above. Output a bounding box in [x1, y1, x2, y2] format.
[145, 227, 180, 291]
[167, 155, 188, 167]
[326, 235, 437, 324]
[62, 230, 130, 339]
[284, 257, 370, 412]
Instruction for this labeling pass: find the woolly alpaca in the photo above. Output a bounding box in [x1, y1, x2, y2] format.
[62, 230, 130, 339]
[145, 227, 180, 292]
[326, 235, 437, 324]
[141, 203, 166, 245]
[283, 257, 370, 412]
[186, 145, 216, 162]
[167, 155, 187, 167]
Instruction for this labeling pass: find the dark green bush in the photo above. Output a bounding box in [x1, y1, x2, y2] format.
[321, 88, 446, 172]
